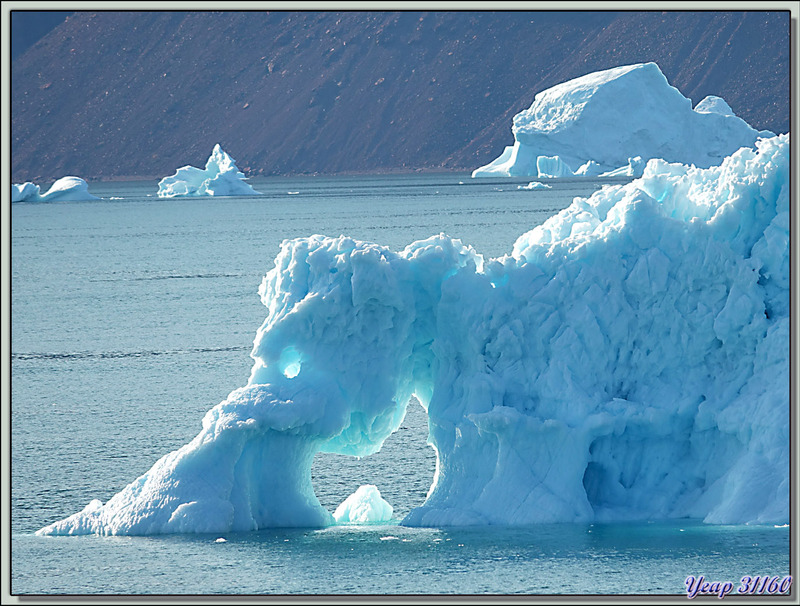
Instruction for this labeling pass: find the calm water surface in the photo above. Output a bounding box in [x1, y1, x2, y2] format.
[10, 173, 790, 596]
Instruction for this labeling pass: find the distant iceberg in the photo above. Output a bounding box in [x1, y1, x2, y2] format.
[11, 182, 41, 202]
[693, 94, 735, 116]
[157, 144, 262, 197]
[518, 181, 552, 190]
[11, 176, 100, 202]
[536, 156, 574, 178]
[473, 62, 775, 178]
[575, 160, 603, 177]
[599, 156, 646, 178]
[333, 485, 394, 524]
[38, 134, 788, 535]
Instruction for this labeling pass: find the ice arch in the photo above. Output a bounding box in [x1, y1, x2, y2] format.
[38, 135, 789, 535]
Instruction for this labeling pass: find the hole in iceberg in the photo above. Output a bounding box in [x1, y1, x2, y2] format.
[312, 396, 436, 524]
[279, 346, 302, 379]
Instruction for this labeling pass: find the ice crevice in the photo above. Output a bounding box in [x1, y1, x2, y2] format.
[36, 134, 789, 536]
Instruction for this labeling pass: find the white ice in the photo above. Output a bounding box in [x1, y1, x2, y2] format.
[157, 144, 262, 197]
[599, 156, 646, 178]
[37, 132, 789, 535]
[333, 485, 394, 524]
[694, 95, 735, 116]
[518, 181, 552, 190]
[11, 182, 41, 202]
[575, 160, 603, 177]
[12, 176, 100, 202]
[472, 63, 775, 179]
[536, 156, 574, 179]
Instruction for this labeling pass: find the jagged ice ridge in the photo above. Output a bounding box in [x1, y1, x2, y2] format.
[157, 144, 262, 197]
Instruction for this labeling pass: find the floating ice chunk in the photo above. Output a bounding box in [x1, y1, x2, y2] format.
[11, 182, 41, 202]
[518, 181, 552, 190]
[157, 144, 262, 197]
[12, 176, 100, 202]
[333, 485, 394, 524]
[473, 62, 774, 178]
[41, 176, 101, 201]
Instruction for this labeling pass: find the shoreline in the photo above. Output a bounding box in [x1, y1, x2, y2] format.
[13, 166, 480, 186]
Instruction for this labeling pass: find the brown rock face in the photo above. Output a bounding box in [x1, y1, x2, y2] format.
[11, 10, 790, 182]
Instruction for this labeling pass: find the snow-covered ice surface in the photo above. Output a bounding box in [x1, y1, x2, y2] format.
[472, 63, 775, 178]
[11, 176, 100, 202]
[37, 134, 789, 535]
[333, 485, 394, 524]
[157, 144, 262, 197]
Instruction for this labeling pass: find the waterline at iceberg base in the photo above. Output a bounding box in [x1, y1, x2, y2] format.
[472, 62, 775, 179]
[38, 135, 789, 535]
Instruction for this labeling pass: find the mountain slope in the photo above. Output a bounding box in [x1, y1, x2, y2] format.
[10, 10, 790, 182]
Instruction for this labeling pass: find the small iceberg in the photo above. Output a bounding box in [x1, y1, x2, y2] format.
[518, 181, 552, 190]
[11, 182, 41, 202]
[693, 94, 735, 116]
[157, 144, 262, 198]
[12, 176, 100, 202]
[333, 485, 394, 524]
[575, 160, 603, 176]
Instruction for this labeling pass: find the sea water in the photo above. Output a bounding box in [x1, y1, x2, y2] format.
[10, 174, 791, 596]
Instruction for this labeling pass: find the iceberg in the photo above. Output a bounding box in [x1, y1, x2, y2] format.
[12, 176, 100, 202]
[599, 156, 646, 178]
[694, 95, 735, 116]
[575, 160, 603, 177]
[472, 62, 775, 178]
[157, 144, 262, 197]
[37, 134, 789, 535]
[536, 156, 574, 179]
[11, 182, 41, 202]
[333, 485, 394, 524]
[518, 181, 552, 191]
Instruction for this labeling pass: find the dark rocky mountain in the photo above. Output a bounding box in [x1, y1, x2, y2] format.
[10, 10, 73, 59]
[10, 10, 791, 182]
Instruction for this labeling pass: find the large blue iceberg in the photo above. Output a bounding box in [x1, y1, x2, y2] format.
[472, 62, 775, 178]
[157, 144, 262, 197]
[38, 134, 789, 535]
